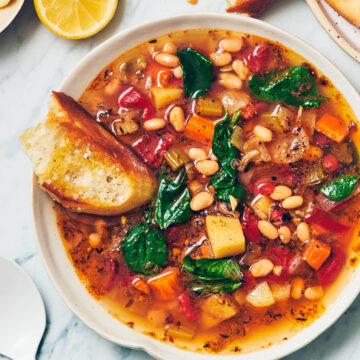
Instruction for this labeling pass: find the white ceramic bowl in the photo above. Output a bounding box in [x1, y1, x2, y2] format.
[32, 13, 360, 360]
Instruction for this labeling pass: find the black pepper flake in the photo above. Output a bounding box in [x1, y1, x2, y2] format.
[125, 299, 134, 308]
[148, 39, 157, 43]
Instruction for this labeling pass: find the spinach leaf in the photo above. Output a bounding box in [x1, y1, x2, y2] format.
[177, 48, 213, 99]
[210, 111, 244, 204]
[320, 175, 359, 201]
[187, 279, 242, 293]
[122, 224, 167, 275]
[248, 66, 326, 108]
[182, 256, 243, 293]
[155, 171, 191, 229]
[216, 182, 245, 203]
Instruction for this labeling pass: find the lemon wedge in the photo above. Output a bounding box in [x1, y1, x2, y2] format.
[34, 0, 118, 39]
[0, 0, 11, 8]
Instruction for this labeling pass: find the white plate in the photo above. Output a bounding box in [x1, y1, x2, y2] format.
[0, 0, 24, 33]
[306, 0, 360, 63]
[32, 13, 360, 360]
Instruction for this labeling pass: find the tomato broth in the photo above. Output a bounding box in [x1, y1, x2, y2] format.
[56, 29, 360, 354]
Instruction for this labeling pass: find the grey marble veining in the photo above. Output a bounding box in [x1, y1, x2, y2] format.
[0, 0, 360, 359]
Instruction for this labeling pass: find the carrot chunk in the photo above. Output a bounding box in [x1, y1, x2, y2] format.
[148, 267, 183, 300]
[183, 115, 215, 145]
[302, 145, 323, 161]
[133, 278, 150, 294]
[192, 240, 213, 259]
[315, 113, 349, 143]
[151, 64, 172, 87]
[303, 239, 331, 270]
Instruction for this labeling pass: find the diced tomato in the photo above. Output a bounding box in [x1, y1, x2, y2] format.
[249, 177, 271, 193]
[178, 292, 198, 322]
[254, 102, 268, 114]
[242, 207, 253, 223]
[323, 154, 339, 172]
[242, 105, 257, 120]
[253, 180, 276, 196]
[265, 246, 291, 265]
[170, 76, 183, 88]
[241, 207, 263, 243]
[132, 132, 174, 168]
[242, 102, 268, 121]
[242, 221, 263, 243]
[242, 270, 257, 291]
[277, 166, 299, 185]
[305, 208, 349, 234]
[316, 246, 346, 287]
[106, 258, 118, 290]
[262, 247, 294, 282]
[313, 132, 331, 148]
[331, 200, 349, 212]
[164, 224, 186, 244]
[243, 44, 270, 73]
[118, 86, 154, 121]
[270, 208, 286, 222]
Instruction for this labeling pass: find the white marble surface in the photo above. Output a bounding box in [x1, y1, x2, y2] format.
[1, 0, 360, 359]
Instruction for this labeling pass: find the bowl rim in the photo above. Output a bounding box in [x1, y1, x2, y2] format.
[32, 12, 360, 360]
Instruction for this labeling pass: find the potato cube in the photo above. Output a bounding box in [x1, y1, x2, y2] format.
[147, 308, 168, 327]
[246, 281, 275, 307]
[166, 320, 196, 339]
[151, 87, 184, 110]
[233, 288, 246, 306]
[206, 215, 245, 258]
[199, 294, 238, 329]
[270, 282, 291, 302]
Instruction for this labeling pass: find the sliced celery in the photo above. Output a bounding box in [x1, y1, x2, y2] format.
[251, 195, 274, 220]
[230, 126, 243, 151]
[166, 321, 196, 339]
[164, 146, 189, 171]
[304, 162, 325, 186]
[196, 96, 223, 118]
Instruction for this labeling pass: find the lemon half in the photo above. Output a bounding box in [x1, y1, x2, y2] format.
[0, 0, 11, 8]
[34, 0, 118, 39]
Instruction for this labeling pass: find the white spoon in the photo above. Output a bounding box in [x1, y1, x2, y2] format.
[0, 257, 46, 360]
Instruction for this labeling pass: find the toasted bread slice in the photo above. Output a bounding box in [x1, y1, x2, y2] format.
[20, 91, 157, 216]
[226, 0, 274, 16]
[325, 0, 360, 28]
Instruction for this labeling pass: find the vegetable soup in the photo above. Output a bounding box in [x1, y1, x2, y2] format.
[56, 29, 360, 354]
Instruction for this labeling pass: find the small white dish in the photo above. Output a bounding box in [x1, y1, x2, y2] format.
[0, 256, 46, 360]
[31, 13, 360, 360]
[306, 0, 360, 63]
[0, 0, 25, 34]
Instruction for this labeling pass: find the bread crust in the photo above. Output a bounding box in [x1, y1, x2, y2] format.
[22, 91, 157, 216]
[325, 0, 360, 28]
[226, 0, 274, 16]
